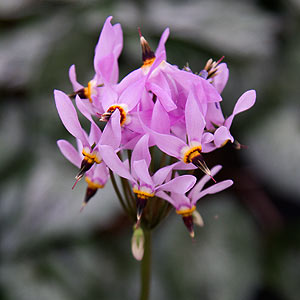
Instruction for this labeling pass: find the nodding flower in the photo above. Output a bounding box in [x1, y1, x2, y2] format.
[54, 90, 121, 188]
[156, 165, 233, 238]
[205, 89, 256, 149]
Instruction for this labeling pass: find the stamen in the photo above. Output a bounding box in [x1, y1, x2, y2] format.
[192, 157, 216, 183]
[99, 112, 112, 122]
[99, 105, 127, 126]
[72, 176, 81, 190]
[203, 56, 225, 79]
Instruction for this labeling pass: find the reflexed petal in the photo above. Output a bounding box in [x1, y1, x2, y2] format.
[99, 109, 121, 149]
[211, 63, 229, 94]
[205, 102, 225, 130]
[99, 145, 134, 182]
[146, 53, 165, 79]
[101, 85, 118, 111]
[146, 81, 176, 112]
[131, 134, 151, 169]
[225, 90, 256, 128]
[57, 139, 81, 168]
[214, 126, 234, 148]
[170, 69, 222, 103]
[155, 190, 177, 207]
[199, 77, 222, 103]
[152, 132, 185, 159]
[192, 180, 233, 205]
[89, 122, 102, 146]
[185, 88, 206, 144]
[119, 78, 145, 110]
[94, 16, 123, 84]
[155, 28, 169, 60]
[54, 90, 89, 146]
[158, 175, 196, 194]
[188, 165, 222, 200]
[172, 193, 191, 210]
[117, 69, 143, 95]
[151, 100, 170, 133]
[201, 142, 217, 153]
[69, 65, 84, 91]
[92, 162, 109, 183]
[202, 132, 214, 144]
[152, 164, 176, 186]
[75, 96, 95, 122]
[96, 53, 115, 84]
[132, 160, 154, 187]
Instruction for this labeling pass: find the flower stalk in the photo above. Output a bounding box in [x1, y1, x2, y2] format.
[140, 229, 152, 300]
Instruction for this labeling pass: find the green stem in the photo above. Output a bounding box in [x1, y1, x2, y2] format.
[140, 229, 152, 300]
[109, 170, 129, 215]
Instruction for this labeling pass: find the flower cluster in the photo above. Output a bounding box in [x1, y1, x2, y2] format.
[54, 16, 255, 259]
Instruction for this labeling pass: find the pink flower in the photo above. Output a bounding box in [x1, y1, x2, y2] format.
[157, 165, 233, 237]
[68, 16, 123, 112]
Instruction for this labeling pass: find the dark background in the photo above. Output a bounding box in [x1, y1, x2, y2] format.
[1, 0, 300, 299]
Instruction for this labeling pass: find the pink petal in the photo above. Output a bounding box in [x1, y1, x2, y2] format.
[89, 122, 102, 146]
[205, 102, 225, 130]
[99, 109, 121, 150]
[192, 180, 233, 205]
[171, 193, 192, 210]
[202, 132, 214, 144]
[152, 164, 176, 186]
[155, 28, 170, 60]
[188, 165, 222, 200]
[211, 63, 229, 94]
[57, 139, 81, 168]
[75, 96, 96, 119]
[131, 134, 151, 169]
[99, 145, 134, 182]
[75, 96, 94, 122]
[68, 64, 83, 92]
[101, 85, 118, 112]
[119, 78, 145, 111]
[157, 175, 196, 194]
[117, 69, 143, 95]
[185, 88, 206, 144]
[155, 190, 177, 207]
[151, 100, 170, 133]
[146, 81, 176, 112]
[54, 90, 89, 146]
[225, 90, 256, 128]
[132, 160, 154, 187]
[152, 132, 186, 159]
[75, 96, 102, 145]
[94, 16, 123, 84]
[92, 162, 109, 182]
[214, 126, 234, 148]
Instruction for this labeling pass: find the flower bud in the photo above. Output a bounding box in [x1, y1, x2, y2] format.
[192, 210, 204, 227]
[131, 227, 145, 261]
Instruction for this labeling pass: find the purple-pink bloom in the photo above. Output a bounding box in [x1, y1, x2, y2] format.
[206, 90, 256, 149]
[54, 89, 121, 186]
[156, 165, 233, 237]
[68, 16, 123, 111]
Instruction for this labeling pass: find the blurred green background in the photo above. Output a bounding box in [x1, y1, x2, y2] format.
[1, 0, 300, 299]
